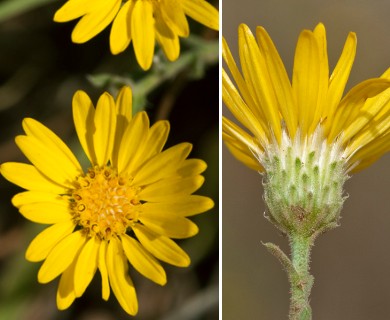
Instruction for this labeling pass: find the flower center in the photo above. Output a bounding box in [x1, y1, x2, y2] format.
[70, 166, 141, 240]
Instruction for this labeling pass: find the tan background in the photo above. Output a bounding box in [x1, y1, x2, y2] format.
[222, 0, 390, 319]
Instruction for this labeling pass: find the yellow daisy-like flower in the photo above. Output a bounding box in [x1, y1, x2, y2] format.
[223, 23, 390, 175]
[0, 86, 214, 315]
[54, 0, 219, 70]
[223, 23, 390, 318]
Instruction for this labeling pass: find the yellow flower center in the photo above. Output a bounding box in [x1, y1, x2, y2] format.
[70, 166, 141, 240]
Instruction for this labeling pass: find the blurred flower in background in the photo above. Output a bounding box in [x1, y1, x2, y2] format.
[1, 86, 214, 316]
[0, 0, 219, 319]
[54, 0, 219, 70]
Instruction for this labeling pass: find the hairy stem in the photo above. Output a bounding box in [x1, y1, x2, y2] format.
[288, 234, 314, 320]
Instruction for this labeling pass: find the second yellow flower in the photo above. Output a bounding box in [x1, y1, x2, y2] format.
[54, 0, 219, 70]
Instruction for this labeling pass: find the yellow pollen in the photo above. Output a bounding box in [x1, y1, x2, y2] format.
[71, 166, 141, 240]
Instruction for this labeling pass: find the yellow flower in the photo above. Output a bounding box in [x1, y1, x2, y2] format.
[0, 87, 214, 315]
[54, 0, 219, 70]
[223, 23, 390, 318]
[223, 23, 390, 175]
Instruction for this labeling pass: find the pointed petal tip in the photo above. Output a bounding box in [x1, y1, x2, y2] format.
[207, 198, 215, 210]
[119, 86, 133, 97]
[137, 58, 153, 71]
[21, 117, 39, 132]
[314, 22, 326, 32]
[238, 23, 254, 38]
[73, 90, 88, 100]
[238, 23, 249, 30]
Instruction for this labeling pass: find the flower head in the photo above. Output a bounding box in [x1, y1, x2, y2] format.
[223, 23, 390, 235]
[54, 0, 219, 70]
[0, 87, 214, 315]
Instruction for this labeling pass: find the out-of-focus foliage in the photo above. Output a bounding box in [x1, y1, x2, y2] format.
[0, 1, 219, 319]
[0, 0, 55, 23]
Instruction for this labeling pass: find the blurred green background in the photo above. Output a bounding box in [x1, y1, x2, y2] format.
[0, 0, 219, 319]
[223, 0, 390, 319]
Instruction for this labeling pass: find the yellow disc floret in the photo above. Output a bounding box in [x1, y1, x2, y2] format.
[71, 166, 141, 240]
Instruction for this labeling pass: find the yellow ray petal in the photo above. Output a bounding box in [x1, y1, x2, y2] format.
[110, 1, 133, 54]
[38, 230, 86, 284]
[71, 0, 121, 43]
[325, 32, 356, 121]
[238, 24, 281, 141]
[155, 11, 180, 62]
[139, 120, 170, 165]
[121, 234, 166, 285]
[342, 88, 390, 144]
[133, 224, 190, 267]
[222, 116, 263, 156]
[93, 93, 116, 166]
[116, 86, 133, 123]
[132, 143, 192, 186]
[118, 111, 149, 175]
[72, 90, 96, 164]
[139, 176, 204, 202]
[19, 202, 72, 224]
[26, 220, 76, 262]
[340, 72, 390, 136]
[327, 79, 390, 141]
[223, 69, 268, 142]
[292, 29, 323, 134]
[347, 110, 390, 153]
[348, 132, 390, 173]
[256, 26, 297, 137]
[140, 195, 214, 217]
[16, 135, 81, 189]
[54, 0, 97, 22]
[0, 163, 68, 193]
[160, 0, 189, 37]
[12, 191, 65, 208]
[131, 0, 155, 70]
[74, 236, 100, 297]
[309, 23, 329, 134]
[57, 260, 77, 310]
[139, 212, 198, 239]
[223, 133, 263, 172]
[98, 240, 110, 300]
[176, 159, 207, 177]
[120, 120, 170, 175]
[181, 0, 219, 31]
[223, 36, 265, 127]
[107, 237, 138, 315]
[112, 86, 133, 167]
[21, 117, 83, 179]
[351, 154, 385, 173]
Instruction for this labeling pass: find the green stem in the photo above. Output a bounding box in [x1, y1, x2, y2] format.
[288, 234, 314, 320]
